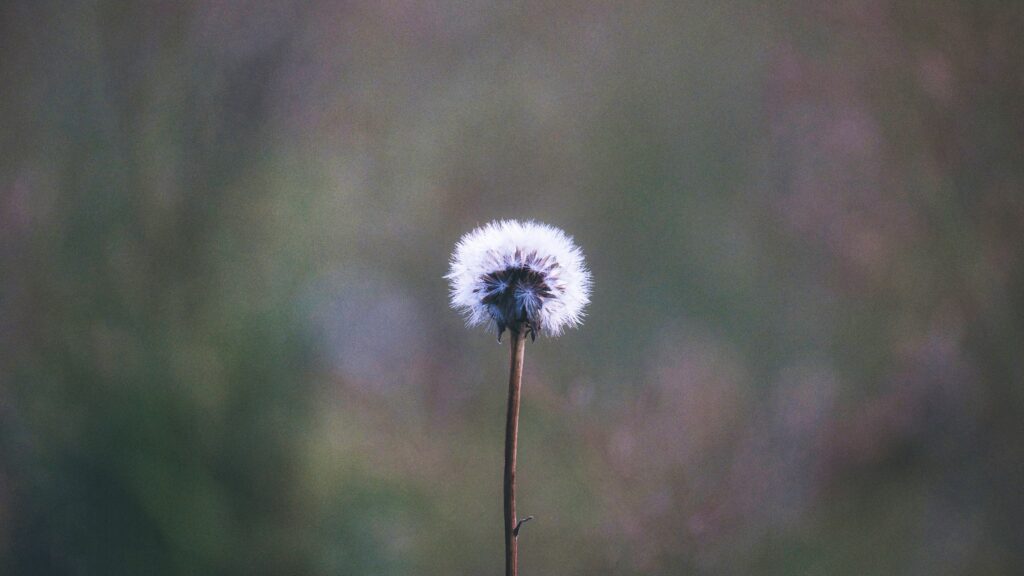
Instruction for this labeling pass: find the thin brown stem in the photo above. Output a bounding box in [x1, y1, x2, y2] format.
[504, 327, 527, 576]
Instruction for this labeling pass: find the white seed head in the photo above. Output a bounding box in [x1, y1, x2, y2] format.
[447, 220, 592, 340]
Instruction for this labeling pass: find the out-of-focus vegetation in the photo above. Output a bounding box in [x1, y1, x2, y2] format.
[2, 1, 1023, 574]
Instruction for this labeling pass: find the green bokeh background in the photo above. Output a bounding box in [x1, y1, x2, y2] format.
[2, 2, 1023, 574]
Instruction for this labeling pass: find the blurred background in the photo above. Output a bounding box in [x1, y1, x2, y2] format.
[2, 1, 1023, 574]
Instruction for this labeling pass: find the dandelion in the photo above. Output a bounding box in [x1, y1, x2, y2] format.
[447, 219, 591, 576]
[447, 220, 591, 341]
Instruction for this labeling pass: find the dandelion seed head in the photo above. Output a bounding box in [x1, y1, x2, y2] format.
[447, 220, 591, 340]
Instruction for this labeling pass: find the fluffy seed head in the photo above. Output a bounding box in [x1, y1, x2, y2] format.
[447, 220, 591, 340]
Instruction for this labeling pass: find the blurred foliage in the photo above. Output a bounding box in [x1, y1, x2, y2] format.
[2, 1, 1023, 575]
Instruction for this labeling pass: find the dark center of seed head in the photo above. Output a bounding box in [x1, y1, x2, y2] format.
[479, 266, 553, 340]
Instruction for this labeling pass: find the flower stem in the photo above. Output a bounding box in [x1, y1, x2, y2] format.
[504, 327, 527, 576]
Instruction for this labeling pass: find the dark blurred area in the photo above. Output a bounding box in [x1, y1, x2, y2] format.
[2, 1, 1023, 574]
